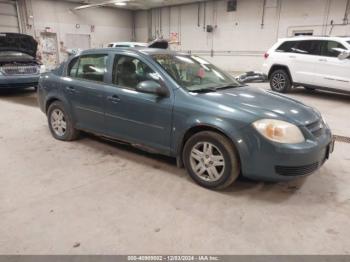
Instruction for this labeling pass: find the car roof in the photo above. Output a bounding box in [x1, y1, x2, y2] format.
[278, 36, 350, 42]
[108, 42, 148, 46]
[79, 47, 188, 56]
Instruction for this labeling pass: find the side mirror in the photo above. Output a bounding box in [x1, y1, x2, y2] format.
[332, 48, 350, 60]
[338, 51, 350, 60]
[136, 80, 169, 97]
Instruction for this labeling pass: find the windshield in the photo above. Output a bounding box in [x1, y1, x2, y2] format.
[0, 51, 34, 59]
[347, 41, 350, 46]
[151, 54, 241, 92]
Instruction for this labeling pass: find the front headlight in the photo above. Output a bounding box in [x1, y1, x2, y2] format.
[253, 119, 305, 144]
[39, 65, 46, 74]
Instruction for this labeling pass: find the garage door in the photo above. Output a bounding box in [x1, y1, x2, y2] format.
[0, 0, 20, 33]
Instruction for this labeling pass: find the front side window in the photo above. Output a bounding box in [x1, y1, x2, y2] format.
[113, 55, 160, 89]
[76, 54, 108, 82]
[151, 54, 241, 92]
[321, 41, 347, 57]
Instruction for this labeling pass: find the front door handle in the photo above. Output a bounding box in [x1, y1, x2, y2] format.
[107, 95, 121, 103]
[289, 55, 296, 59]
[319, 58, 327, 62]
[65, 86, 77, 93]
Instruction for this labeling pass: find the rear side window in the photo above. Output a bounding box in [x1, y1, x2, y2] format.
[320, 41, 347, 57]
[293, 40, 322, 56]
[276, 41, 297, 52]
[76, 54, 108, 82]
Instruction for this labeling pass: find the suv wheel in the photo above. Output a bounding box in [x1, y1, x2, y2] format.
[47, 101, 79, 141]
[270, 69, 292, 93]
[183, 131, 240, 189]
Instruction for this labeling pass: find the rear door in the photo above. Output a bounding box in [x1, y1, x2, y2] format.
[290, 40, 323, 86]
[316, 40, 350, 91]
[63, 54, 108, 133]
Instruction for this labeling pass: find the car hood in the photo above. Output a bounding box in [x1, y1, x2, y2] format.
[196, 86, 320, 125]
[0, 33, 37, 57]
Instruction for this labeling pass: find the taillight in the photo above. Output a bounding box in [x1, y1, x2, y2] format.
[264, 52, 269, 59]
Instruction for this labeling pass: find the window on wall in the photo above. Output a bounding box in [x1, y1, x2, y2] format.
[76, 54, 108, 82]
[320, 41, 347, 57]
[112, 55, 160, 89]
[293, 30, 314, 36]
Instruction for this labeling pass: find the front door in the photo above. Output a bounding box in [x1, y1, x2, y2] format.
[104, 54, 173, 154]
[64, 53, 108, 133]
[316, 40, 350, 91]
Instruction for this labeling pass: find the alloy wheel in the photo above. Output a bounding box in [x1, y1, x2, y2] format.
[50, 109, 67, 137]
[271, 73, 287, 91]
[189, 142, 225, 182]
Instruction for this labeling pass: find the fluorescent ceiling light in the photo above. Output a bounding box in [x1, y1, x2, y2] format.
[115, 2, 127, 5]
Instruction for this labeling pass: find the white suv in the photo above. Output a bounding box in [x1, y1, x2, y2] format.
[262, 37, 350, 94]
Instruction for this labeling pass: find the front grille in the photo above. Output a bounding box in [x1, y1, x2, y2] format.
[275, 162, 319, 176]
[1, 65, 39, 75]
[306, 119, 324, 137]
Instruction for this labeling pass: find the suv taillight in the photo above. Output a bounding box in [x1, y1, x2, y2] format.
[264, 52, 269, 59]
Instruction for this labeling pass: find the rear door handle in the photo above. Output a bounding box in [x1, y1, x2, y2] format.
[65, 86, 77, 93]
[107, 95, 121, 103]
[289, 55, 296, 59]
[319, 58, 327, 62]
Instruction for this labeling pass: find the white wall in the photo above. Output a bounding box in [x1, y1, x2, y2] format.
[135, 0, 350, 72]
[27, 0, 132, 61]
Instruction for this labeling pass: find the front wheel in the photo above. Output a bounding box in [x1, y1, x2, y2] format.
[270, 69, 292, 93]
[183, 131, 240, 189]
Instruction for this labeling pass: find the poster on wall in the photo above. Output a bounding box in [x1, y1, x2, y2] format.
[38, 32, 59, 70]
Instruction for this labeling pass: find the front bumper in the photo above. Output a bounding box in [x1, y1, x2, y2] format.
[237, 126, 333, 182]
[0, 74, 40, 88]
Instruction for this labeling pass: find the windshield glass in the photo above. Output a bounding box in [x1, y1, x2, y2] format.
[347, 41, 350, 46]
[151, 54, 241, 92]
[0, 51, 33, 59]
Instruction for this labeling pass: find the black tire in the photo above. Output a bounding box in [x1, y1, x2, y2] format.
[270, 69, 292, 93]
[47, 101, 79, 141]
[183, 131, 240, 190]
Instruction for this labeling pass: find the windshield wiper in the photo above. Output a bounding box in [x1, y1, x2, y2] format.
[189, 87, 217, 93]
[215, 84, 245, 90]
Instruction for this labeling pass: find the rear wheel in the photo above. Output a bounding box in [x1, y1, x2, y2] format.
[183, 131, 240, 189]
[47, 101, 79, 141]
[270, 69, 292, 93]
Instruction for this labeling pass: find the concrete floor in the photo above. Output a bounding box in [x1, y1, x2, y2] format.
[0, 84, 350, 255]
